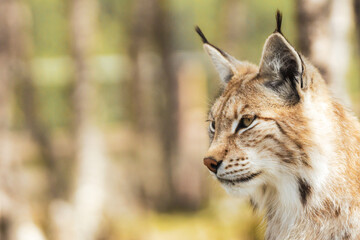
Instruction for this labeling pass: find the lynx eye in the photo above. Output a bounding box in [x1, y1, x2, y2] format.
[235, 115, 256, 133]
[209, 121, 215, 133]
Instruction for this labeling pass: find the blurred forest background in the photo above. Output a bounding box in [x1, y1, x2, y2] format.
[1, 0, 360, 239]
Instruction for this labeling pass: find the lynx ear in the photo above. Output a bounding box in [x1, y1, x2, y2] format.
[195, 26, 239, 84]
[259, 12, 304, 104]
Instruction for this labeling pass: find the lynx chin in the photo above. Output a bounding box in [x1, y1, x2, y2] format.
[196, 11, 360, 240]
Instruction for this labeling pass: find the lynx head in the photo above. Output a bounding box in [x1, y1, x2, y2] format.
[197, 11, 330, 201]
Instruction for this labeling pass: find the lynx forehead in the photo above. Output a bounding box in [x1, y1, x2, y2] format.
[196, 11, 360, 240]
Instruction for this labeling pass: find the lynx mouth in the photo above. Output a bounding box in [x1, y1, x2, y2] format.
[217, 171, 262, 185]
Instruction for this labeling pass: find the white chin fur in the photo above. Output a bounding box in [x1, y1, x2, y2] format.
[220, 177, 262, 197]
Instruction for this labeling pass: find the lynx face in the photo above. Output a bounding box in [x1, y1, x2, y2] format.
[196, 13, 317, 199]
[204, 68, 311, 197]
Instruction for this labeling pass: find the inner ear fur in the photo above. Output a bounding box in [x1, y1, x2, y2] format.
[195, 26, 241, 85]
[203, 44, 239, 84]
[259, 33, 304, 105]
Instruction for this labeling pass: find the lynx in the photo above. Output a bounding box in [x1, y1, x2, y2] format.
[196, 11, 360, 240]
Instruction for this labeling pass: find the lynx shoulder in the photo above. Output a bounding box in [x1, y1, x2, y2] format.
[196, 11, 360, 240]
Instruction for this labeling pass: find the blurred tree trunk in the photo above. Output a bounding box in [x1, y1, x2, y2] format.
[0, 1, 46, 240]
[128, 0, 155, 207]
[13, 5, 61, 201]
[296, 0, 352, 104]
[220, 0, 246, 54]
[153, 0, 180, 210]
[296, 0, 330, 78]
[0, 1, 17, 238]
[354, 0, 360, 112]
[128, 0, 201, 211]
[10, 1, 62, 238]
[355, 0, 360, 56]
[128, 0, 172, 210]
[53, 0, 107, 239]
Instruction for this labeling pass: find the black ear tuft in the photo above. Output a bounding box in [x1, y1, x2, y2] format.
[195, 26, 208, 44]
[275, 10, 282, 34]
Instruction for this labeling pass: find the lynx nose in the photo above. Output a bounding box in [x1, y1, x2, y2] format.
[203, 157, 222, 173]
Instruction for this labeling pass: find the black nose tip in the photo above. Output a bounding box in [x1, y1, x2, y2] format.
[203, 157, 222, 173]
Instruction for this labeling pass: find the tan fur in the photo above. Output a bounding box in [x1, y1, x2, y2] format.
[200, 20, 360, 239]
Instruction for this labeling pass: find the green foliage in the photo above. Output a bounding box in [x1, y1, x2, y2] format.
[30, 0, 69, 57]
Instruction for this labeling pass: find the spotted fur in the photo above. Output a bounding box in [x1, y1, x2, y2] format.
[197, 11, 360, 240]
